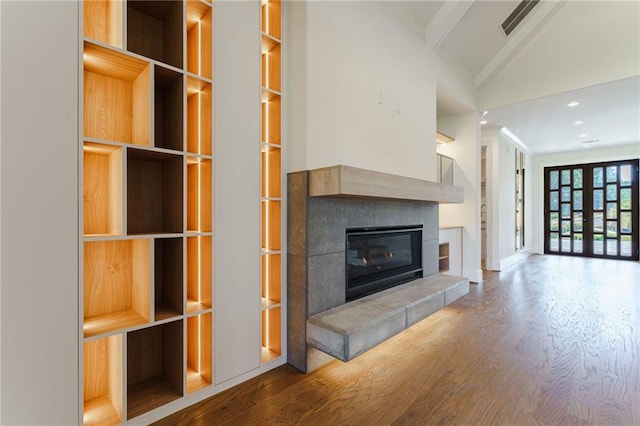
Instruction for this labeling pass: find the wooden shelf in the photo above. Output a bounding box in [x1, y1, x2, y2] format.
[439, 243, 450, 273]
[154, 238, 183, 321]
[126, 1, 183, 69]
[261, 253, 281, 305]
[261, 35, 281, 93]
[261, 145, 281, 198]
[187, 1, 213, 79]
[84, 239, 151, 338]
[127, 321, 184, 419]
[260, 1, 282, 365]
[154, 66, 183, 151]
[84, 0, 123, 48]
[261, 307, 281, 362]
[84, 143, 123, 236]
[261, 0, 281, 40]
[187, 77, 213, 155]
[83, 42, 151, 146]
[261, 200, 281, 252]
[83, 336, 123, 426]
[82, 1, 216, 420]
[187, 157, 213, 233]
[186, 313, 212, 393]
[309, 165, 465, 203]
[187, 236, 212, 313]
[261, 95, 280, 146]
[127, 149, 183, 234]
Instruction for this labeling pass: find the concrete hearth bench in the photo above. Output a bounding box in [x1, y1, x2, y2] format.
[306, 274, 469, 362]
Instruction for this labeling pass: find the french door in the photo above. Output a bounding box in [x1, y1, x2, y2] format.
[544, 159, 639, 260]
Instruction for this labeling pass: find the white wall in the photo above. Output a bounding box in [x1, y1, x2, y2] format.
[437, 112, 482, 283]
[532, 144, 640, 254]
[479, 1, 640, 110]
[482, 128, 534, 271]
[1, 1, 79, 423]
[287, 1, 476, 181]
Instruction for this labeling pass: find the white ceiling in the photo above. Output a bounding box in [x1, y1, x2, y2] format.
[484, 76, 640, 154]
[402, 0, 640, 155]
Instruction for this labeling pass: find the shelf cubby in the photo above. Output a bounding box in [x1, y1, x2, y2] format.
[261, 145, 281, 198]
[261, 200, 281, 252]
[84, 142, 123, 236]
[261, 36, 281, 93]
[261, 254, 281, 308]
[127, 320, 184, 419]
[127, 149, 183, 234]
[261, 307, 281, 363]
[187, 77, 213, 155]
[126, 1, 183, 69]
[83, 335, 123, 426]
[154, 66, 184, 151]
[261, 93, 280, 145]
[154, 238, 183, 321]
[83, 42, 151, 146]
[83, 239, 151, 338]
[187, 1, 213, 79]
[83, 0, 123, 48]
[439, 243, 450, 272]
[187, 236, 212, 313]
[186, 313, 212, 394]
[187, 157, 213, 233]
[261, 0, 281, 40]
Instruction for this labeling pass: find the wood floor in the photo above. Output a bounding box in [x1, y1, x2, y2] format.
[155, 255, 640, 425]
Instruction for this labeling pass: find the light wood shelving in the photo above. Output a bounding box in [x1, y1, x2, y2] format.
[83, 336, 123, 426]
[82, 0, 214, 423]
[83, 0, 123, 48]
[187, 236, 212, 313]
[187, 77, 213, 155]
[260, 0, 283, 363]
[261, 307, 282, 363]
[83, 239, 152, 338]
[187, 157, 213, 233]
[187, 0, 213, 79]
[187, 313, 213, 393]
[83, 42, 151, 146]
[83, 142, 123, 236]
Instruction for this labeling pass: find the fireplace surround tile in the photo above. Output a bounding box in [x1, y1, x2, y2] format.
[307, 252, 345, 316]
[288, 170, 448, 372]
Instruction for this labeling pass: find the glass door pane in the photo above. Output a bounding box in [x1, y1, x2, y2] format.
[545, 160, 638, 260]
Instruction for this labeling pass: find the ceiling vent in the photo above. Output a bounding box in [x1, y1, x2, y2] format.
[501, 0, 540, 36]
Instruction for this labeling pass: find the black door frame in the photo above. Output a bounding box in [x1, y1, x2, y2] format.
[544, 159, 639, 260]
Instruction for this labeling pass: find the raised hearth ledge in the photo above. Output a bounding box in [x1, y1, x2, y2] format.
[309, 165, 463, 203]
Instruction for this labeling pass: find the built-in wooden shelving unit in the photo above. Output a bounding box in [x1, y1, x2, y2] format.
[81, 1, 213, 423]
[260, 0, 283, 364]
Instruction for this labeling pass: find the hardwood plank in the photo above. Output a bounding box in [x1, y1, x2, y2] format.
[153, 255, 640, 425]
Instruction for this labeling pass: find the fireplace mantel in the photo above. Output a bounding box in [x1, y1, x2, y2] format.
[309, 165, 463, 203]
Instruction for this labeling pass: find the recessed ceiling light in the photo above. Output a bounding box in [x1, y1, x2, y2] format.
[481, 110, 488, 117]
[579, 134, 588, 138]
[567, 101, 580, 107]
[480, 120, 487, 125]
[574, 120, 584, 125]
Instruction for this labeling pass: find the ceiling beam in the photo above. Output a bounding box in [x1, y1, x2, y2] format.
[424, 0, 475, 51]
[475, 0, 566, 88]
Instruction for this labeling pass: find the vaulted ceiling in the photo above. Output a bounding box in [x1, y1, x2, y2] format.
[403, 0, 640, 154]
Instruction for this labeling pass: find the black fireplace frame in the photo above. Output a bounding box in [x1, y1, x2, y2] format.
[345, 225, 423, 301]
